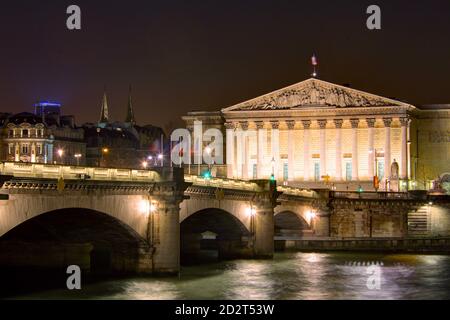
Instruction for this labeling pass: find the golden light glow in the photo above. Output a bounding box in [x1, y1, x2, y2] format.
[245, 207, 256, 216]
[138, 199, 157, 214]
[306, 210, 316, 221]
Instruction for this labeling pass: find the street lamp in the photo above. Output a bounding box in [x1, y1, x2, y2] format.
[271, 157, 275, 181]
[74, 153, 82, 166]
[142, 161, 148, 169]
[101, 147, 109, 167]
[158, 153, 163, 167]
[205, 146, 214, 177]
[57, 149, 64, 164]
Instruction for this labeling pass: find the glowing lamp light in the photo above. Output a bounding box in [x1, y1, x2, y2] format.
[306, 210, 316, 220]
[429, 201, 433, 206]
[142, 161, 148, 169]
[139, 200, 157, 214]
[102, 148, 109, 153]
[158, 154, 163, 160]
[138, 200, 149, 214]
[246, 207, 256, 216]
[148, 155, 153, 161]
[203, 171, 212, 180]
[57, 149, 63, 157]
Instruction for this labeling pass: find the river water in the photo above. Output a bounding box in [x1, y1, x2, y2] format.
[10, 252, 450, 300]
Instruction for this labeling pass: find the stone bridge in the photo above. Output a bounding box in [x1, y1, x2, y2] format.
[0, 162, 447, 276]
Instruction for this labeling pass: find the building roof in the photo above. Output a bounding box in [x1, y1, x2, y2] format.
[222, 78, 415, 112]
[7, 112, 43, 125]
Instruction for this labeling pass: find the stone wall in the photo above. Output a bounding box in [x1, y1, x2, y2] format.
[330, 200, 410, 238]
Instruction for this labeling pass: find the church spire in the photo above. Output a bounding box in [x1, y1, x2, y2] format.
[99, 89, 109, 123]
[125, 85, 136, 125]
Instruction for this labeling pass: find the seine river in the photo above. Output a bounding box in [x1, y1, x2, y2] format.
[10, 252, 450, 300]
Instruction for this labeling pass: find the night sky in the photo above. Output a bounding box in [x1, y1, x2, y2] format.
[1, 0, 450, 131]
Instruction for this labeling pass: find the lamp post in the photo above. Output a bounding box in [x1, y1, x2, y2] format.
[57, 149, 64, 164]
[74, 154, 82, 166]
[205, 146, 212, 177]
[370, 148, 379, 192]
[158, 153, 163, 167]
[271, 157, 275, 180]
[101, 147, 109, 167]
[148, 155, 153, 167]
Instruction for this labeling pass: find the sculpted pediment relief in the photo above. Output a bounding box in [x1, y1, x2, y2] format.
[222, 78, 411, 112]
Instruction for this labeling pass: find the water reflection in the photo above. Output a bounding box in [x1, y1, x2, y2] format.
[9, 252, 450, 300]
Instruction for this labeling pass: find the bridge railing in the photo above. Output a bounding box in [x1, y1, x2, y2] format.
[277, 185, 319, 198]
[0, 161, 161, 182]
[184, 175, 262, 191]
[331, 191, 425, 200]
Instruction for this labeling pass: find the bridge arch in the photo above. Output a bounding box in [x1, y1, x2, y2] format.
[0, 193, 150, 239]
[0, 208, 152, 275]
[274, 204, 315, 238]
[180, 206, 253, 263]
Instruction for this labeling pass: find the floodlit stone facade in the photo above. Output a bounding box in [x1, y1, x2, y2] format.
[183, 78, 450, 193]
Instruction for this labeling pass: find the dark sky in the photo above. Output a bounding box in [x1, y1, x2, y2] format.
[1, 0, 450, 130]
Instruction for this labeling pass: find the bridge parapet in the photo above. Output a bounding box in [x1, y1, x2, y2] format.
[277, 186, 319, 199]
[184, 175, 266, 192]
[0, 161, 171, 183]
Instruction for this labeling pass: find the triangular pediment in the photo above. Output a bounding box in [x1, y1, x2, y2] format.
[222, 78, 412, 112]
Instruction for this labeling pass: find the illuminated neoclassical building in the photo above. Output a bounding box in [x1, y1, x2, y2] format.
[184, 78, 450, 191]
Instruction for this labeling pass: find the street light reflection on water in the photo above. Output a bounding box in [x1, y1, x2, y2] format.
[13, 252, 450, 300]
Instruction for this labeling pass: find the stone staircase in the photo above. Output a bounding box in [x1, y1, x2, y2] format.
[407, 206, 430, 237]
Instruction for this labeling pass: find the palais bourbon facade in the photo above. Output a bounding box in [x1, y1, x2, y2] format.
[184, 78, 450, 192]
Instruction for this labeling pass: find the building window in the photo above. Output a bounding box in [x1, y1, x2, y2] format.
[39, 129, 44, 137]
[37, 144, 42, 155]
[253, 164, 257, 179]
[21, 144, 29, 154]
[8, 144, 14, 155]
[283, 163, 289, 181]
[22, 129, 29, 137]
[314, 162, 320, 181]
[8, 130, 14, 137]
[346, 162, 352, 181]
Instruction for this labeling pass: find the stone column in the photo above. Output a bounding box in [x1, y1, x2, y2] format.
[286, 120, 295, 181]
[366, 118, 376, 178]
[350, 119, 360, 181]
[383, 118, 392, 179]
[318, 120, 327, 178]
[334, 119, 343, 181]
[302, 120, 312, 181]
[235, 124, 243, 178]
[225, 122, 235, 179]
[255, 121, 265, 179]
[240, 121, 249, 180]
[270, 121, 280, 180]
[400, 117, 409, 179]
[253, 195, 274, 258]
[151, 187, 183, 275]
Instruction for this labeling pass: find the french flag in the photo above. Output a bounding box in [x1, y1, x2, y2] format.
[311, 54, 318, 66]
